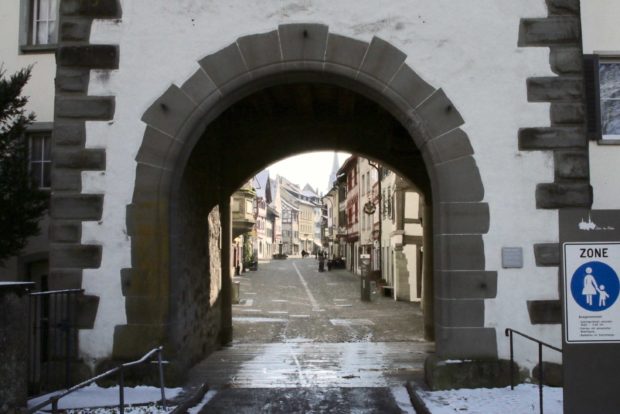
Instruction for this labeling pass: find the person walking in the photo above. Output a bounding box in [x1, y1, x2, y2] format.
[582, 267, 599, 306]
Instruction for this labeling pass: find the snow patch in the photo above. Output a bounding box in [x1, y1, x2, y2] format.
[187, 389, 219, 414]
[232, 316, 287, 323]
[28, 384, 182, 411]
[419, 384, 563, 414]
[390, 386, 416, 414]
[330, 319, 375, 326]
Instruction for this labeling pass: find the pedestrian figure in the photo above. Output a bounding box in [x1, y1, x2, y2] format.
[582, 267, 599, 306]
[599, 284, 610, 307]
[318, 255, 325, 272]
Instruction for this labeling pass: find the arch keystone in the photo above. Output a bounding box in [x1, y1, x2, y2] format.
[324, 33, 368, 73]
[278, 23, 329, 62]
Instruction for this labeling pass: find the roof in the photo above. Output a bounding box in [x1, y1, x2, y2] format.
[281, 198, 299, 211]
[337, 154, 358, 175]
[253, 169, 270, 199]
[302, 184, 318, 196]
[267, 205, 279, 217]
[298, 198, 317, 207]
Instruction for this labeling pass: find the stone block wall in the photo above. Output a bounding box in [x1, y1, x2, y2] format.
[519, 0, 588, 329]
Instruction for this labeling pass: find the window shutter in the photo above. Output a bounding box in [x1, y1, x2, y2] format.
[583, 54, 602, 140]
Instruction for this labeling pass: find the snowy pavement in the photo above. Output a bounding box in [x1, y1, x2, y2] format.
[26, 383, 564, 413]
[27, 384, 181, 413]
[417, 384, 563, 414]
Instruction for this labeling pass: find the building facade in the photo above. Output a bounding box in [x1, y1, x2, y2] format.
[4, 0, 618, 387]
[0, 0, 57, 287]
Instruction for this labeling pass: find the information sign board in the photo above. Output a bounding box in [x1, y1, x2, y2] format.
[563, 242, 620, 343]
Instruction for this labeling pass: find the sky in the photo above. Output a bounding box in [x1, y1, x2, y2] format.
[265, 151, 351, 195]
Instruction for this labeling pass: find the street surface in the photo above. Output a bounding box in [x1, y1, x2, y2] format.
[187, 258, 433, 412]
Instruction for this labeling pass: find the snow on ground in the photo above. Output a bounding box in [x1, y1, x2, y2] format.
[26, 382, 564, 413]
[418, 384, 563, 414]
[187, 389, 219, 414]
[28, 384, 182, 412]
[390, 386, 416, 414]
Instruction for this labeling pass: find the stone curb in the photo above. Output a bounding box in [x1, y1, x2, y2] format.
[406, 381, 432, 414]
[170, 382, 209, 414]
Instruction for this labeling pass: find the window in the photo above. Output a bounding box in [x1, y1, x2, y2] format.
[361, 174, 365, 195]
[584, 55, 620, 141]
[29, 132, 51, 189]
[20, 0, 58, 51]
[599, 61, 620, 140]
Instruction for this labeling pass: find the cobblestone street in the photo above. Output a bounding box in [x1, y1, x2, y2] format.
[231, 257, 428, 344]
[186, 258, 433, 412]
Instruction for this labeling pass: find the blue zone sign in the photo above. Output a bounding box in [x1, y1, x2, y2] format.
[564, 243, 620, 343]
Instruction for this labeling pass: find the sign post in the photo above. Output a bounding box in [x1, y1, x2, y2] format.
[360, 253, 371, 302]
[561, 210, 620, 414]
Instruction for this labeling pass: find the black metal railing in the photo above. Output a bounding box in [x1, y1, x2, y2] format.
[28, 346, 167, 414]
[505, 328, 563, 414]
[28, 289, 83, 394]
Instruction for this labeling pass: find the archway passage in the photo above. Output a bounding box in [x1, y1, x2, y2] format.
[174, 82, 435, 370]
[121, 25, 496, 374]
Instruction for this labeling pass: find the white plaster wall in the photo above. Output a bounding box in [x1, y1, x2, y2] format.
[82, 0, 558, 367]
[404, 244, 419, 301]
[404, 192, 419, 218]
[581, 0, 620, 55]
[590, 142, 620, 209]
[0, 1, 55, 122]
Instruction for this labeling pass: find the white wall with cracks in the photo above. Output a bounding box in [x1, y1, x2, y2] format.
[77, 0, 558, 370]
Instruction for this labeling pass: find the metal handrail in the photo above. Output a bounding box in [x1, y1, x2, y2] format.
[28, 346, 167, 414]
[29, 288, 84, 296]
[505, 328, 562, 414]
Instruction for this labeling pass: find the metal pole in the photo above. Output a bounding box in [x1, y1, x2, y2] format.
[539, 343, 543, 414]
[157, 348, 167, 409]
[377, 165, 382, 274]
[119, 366, 125, 414]
[51, 397, 58, 414]
[65, 293, 71, 388]
[509, 330, 514, 390]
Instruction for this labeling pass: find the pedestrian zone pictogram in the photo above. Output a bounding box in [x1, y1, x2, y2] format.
[570, 261, 620, 312]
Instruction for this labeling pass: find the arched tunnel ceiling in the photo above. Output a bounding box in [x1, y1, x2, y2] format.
[184, 82, 431, 199]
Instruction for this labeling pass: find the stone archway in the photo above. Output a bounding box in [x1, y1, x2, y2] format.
[120, 24, 496, 369]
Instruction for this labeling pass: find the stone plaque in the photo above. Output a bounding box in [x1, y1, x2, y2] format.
[501, 247, 523, 268]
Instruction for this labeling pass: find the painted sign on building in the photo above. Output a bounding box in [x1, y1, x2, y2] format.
[564, 243, 620, 343]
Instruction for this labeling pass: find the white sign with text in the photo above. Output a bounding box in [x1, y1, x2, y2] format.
[564, 242, 620, 343]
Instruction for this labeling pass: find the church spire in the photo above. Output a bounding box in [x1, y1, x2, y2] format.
[327, 152, 339, 190]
